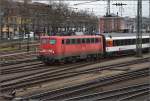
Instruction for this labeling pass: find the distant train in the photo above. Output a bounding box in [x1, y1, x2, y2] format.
[38, 33, 150, 64]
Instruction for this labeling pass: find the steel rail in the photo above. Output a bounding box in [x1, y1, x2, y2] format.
[119, 90, 149, 101]
[2, 57, 149, 92]
[20, 67, 149, 101]
[1, 61, 87, 82]
[1, 60, 102, 91]
[2, 63, 44, 74]
[62, 83, 149, 101]
[38, 68, 149, 101]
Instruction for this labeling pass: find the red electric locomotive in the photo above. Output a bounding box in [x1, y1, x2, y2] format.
[38, 35, 105, 64]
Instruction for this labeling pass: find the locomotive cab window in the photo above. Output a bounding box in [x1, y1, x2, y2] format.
[50, 39, 56, 44]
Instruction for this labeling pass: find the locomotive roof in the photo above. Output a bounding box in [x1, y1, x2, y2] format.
[41, 35, 102, 39]
[102, 33, 150, 37]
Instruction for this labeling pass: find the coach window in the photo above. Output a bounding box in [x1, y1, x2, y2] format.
[66, 39, 70, 44]
[117, 40, 121, 46]
[114, 40, 118, 46]
[131, 39, 134, 45]
[124, 39, 127, 45]
[122, 40, 125, 45]
[77, 38, 81, 44]
[130, 39, 133, 45]
[118, 40, 121, 46]
[113, 40, 116, 46]
[125, 39, 129, 45]
[131, 39, 133, 45]
[145, 38, 148, 43]
[142, 39, 145, 43]
[146, 38, 149, 43]
[133, 39, 136, 44]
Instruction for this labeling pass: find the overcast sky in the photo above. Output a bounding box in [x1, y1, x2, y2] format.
[37, 1, 149, 18]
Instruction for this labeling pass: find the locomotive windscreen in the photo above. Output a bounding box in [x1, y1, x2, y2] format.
[50, 39, 56, 45]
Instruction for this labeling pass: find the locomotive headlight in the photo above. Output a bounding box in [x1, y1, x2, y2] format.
[42, 49, 46, 52]
[52, 50, 55, 54]
[48, 49, 55, 54]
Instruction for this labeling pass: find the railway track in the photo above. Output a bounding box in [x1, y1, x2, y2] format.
[63, 83, 149, 101]
[1, 60, 104, 92]
[1, 57, 148, 100]
[0, 51, 37, 66]
[1, 61, 44, 74]
[17, 67, 149, 101]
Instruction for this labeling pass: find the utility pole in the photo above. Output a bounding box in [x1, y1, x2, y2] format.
[149, 0, 150, 18]
[106, 0, 110, 16]
[136, 0, 142, 57]
[149, 0, 150, 53]
[23, 0, 30, 52]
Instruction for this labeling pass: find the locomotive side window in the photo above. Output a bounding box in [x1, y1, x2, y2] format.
[91, 38, 95, 43]
[86, 38, 90, 43]
[95, 38, 100, 43]
[82, 38, 86, 44]
[50, 39, 56, 44]
[77, 38, 81, 44]
[66, 39, 70, 44]
[71, 39, 76, 44]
